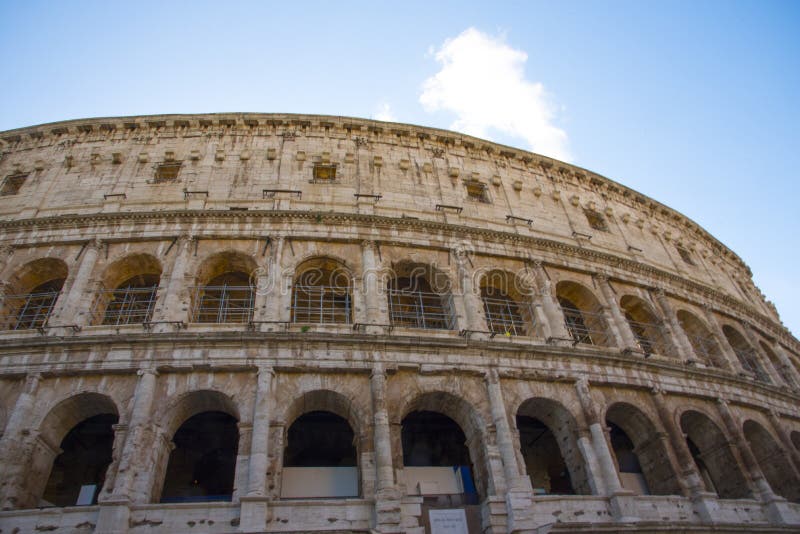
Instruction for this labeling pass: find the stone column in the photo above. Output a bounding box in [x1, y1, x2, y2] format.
[454, 247, 488, 333]
[715, 400, 773, 500]
[650, 288, 694, 361]
[740, 324, 783, 384]
[151, 235, 194, 326]
[574, 378, 638, 522]
[485, 368, 532, 531]
[650, 389, 704, 496]
[361, 240, 390, 327]
[532, 261, 571, 340]
[370, 364, 401, 533]
[250, 258, 271, 324]
[48, 238, 103, 328]
[0, 373, 41, 509]
[594, 275, 638, 350]
[240, 365, 274, 530]
[109, 369, 158, 504]
[701, 306, 739, 371]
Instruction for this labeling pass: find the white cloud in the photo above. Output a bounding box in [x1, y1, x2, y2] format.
[420, 28, 571, 161]
[373, 102, 397, 122]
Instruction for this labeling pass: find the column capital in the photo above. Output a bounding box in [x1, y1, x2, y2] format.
[137, 368, 158, 378]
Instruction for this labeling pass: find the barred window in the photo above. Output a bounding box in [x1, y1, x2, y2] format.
[101, 274, 159, 326]
[465, 180, 490, 203]
[4, 279, 64, 330]
[191, 272, 254, 323]
[583, 209, 609, 232]
[154, 163, 182, 183]
[676, 245, 695, 266]
[312, 164, 337, 182]
[292, 258, 352, 324]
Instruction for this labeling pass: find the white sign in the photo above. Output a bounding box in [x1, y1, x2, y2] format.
[429, 508, 469, 534]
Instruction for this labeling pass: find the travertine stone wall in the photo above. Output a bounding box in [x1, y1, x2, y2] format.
[0, 114, 798, 534]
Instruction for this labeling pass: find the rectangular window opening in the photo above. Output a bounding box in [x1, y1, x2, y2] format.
[312, 164, 337, 182]
[1, 174, 28, 196]
[465, 181, 490, 203]
[583, 209, 609, 232]
[154, 163, 182, 183]
[676, 245, 695, 266]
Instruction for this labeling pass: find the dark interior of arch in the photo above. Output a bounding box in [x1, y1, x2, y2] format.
[681, 412, 751, 499]
[743, 421, 800, 502]
[283, 411, 356, 467]
[401, 411, 478, 500]
[42, 413, 118, 507]
[161, 411, 238, 503]
[517, 415, 575, 495]
[607, 422, 650, 494]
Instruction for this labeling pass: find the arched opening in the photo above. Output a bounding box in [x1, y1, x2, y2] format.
[480, 270, 534, 336]
[516, 398, 592, 495]
[619, 295, 669, 356]
[723, 326, 770, 383]
[191, 252, 256, 323]
[605, 403, 681, 495]
[676, 310, 724, 367]
[97, 254, 162, 325]
[680, 410, 750, 499]
[281, 411, 358, 498]
[743, 420, 800, 502]
[792, 431, 800, 451]
[160, 411, 239, 503]
[760, 342, 797, 388]
[2, 258, 68, 330]
[556, 281, 612, 347]
[42, 414, 118, 507]
[291, 257, 352, 324]
[388, 262, 455, 330]
[401, 411, 478, 503]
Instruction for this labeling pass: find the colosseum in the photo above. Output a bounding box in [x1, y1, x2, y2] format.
[0, 113, 798, 534]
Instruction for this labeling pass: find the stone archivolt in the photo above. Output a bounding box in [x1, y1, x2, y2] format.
[0, 114, 798, 533]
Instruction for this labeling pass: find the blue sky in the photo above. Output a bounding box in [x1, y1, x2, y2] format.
[1, 0, 798, 335]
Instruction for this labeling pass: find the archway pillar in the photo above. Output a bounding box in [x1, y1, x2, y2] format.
[48, 238, 103, 329]
[151, 235, 194, 327]
[0, 373, 42, 510]
[240, 366, 273, 532]
[362, 241, 390, 330]
[701, 306, 740, 371]
[371, 365, 401, 533]
[485, 368, 533, 531]
[716, 400, 796, 525]
[650, 288, 695, 361]
[531, 261, 571, 341]
[594, 275, 638, 350]
[454, 247, 488, 335]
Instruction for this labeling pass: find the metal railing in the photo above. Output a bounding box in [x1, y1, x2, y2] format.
[482, 296, 534, 336]
[560, 306, 611, 347]
[100, 286, 158, 326]
[388, 289, 455, 330]
[1, 291, 61, 330]
[190, 284, 254, 323]
[733, 347, 772, 384]
[291, 285, 352, 324]
[685, 333, 722, 366]
[626, 319, 670, 355]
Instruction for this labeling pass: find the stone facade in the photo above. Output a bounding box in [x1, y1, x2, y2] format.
[0, 113, 798, 533]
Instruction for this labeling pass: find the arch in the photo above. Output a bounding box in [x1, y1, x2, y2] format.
[679, 409, 750, 499]
[759, 342, 797, 388]
[292, 256, 353, 324]
[479, 270, 535, 336]
[743, 420, 800, 502]
[157, 390, 240, 503]
[97, 253, 163, 325]
[2, 258, 68, 330]
[283, 389, 364, 439]
[619, 295, 669, 356]
[388, 261, 455, 330]
[26, 393, 119, 509]
[516, 397, 592, 495]
[676, 310, 724, 367]
[555, 280, 612, 347]
[191, 251, 258, 323]
[399, 391, 490, 500]
[723, 325, 770, 383]
[605, 402, 681, 495]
